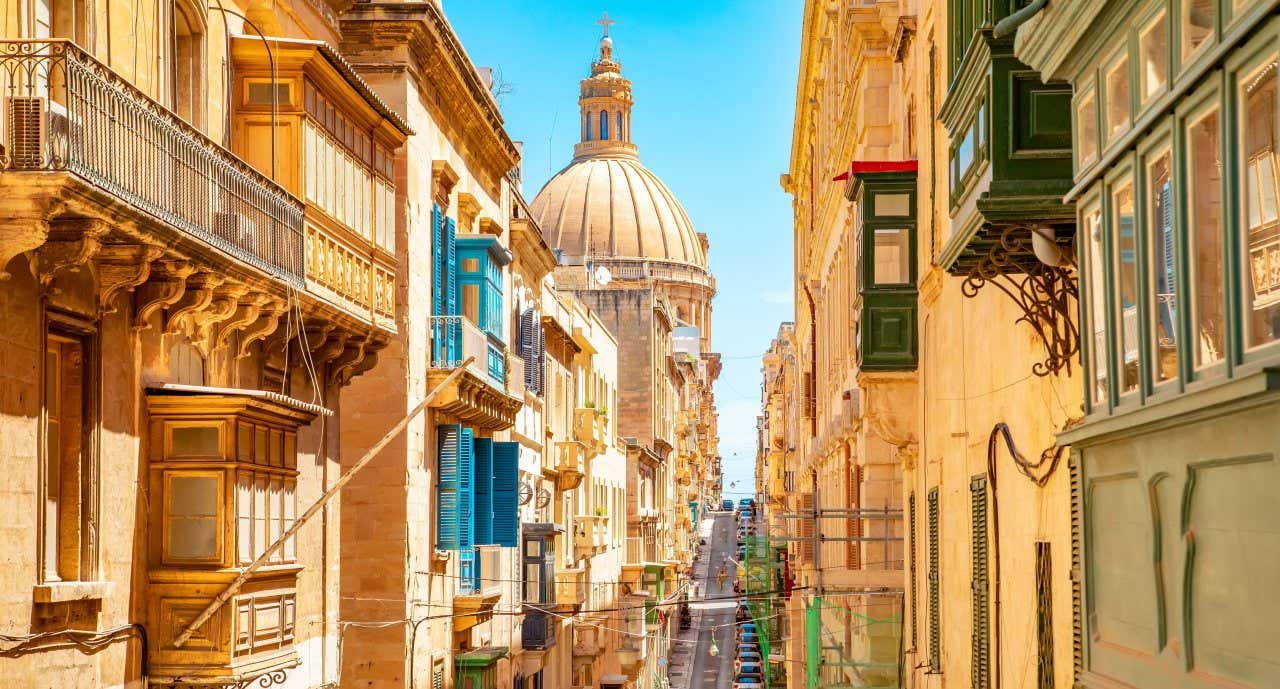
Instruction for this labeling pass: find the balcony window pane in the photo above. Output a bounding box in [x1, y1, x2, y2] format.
[1077, 93, 1098, 166]
[1140, 13, 1168, 103]
[167, 474, 220, 560]
[1241, 57, 1280, 348]
[1084, 207, 1109, 405]
[1113, 181, 1139, 393]
[525, 562, 541, 602]
[1106, 56, 1131, 140]
[872, 229, 911, 285]
[1148, 151, 1177, 384]
[1182, 0, 1214, 59]
[874, 193, 910, 217]
[1188, 107, 1224, 367]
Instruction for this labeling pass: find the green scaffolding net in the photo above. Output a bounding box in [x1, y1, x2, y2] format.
[741, 534, 784, 688]
[803, 594, 903, 689]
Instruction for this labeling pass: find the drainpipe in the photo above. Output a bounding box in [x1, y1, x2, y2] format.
[993, 0, 1049, 39]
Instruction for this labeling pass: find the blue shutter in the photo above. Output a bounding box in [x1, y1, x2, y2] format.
[534, 318, 545, 396]
[492, 441, 520, 547]
[445, 218, 461, 362]
[432, 205, 444, 317]
[436, 424, 463, 550]
[473, 438, 494, 545]
[458, 427, 474, 549]
[520, 308, 537, 391]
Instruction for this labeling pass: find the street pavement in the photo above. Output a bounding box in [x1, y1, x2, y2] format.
[669, 511, 739, 689]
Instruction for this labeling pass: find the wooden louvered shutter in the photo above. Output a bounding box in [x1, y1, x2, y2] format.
[445, 217, 458, 316]
[971, 475, 990, 689]
[432, 205, 445, 317]
[492, 442, 520, 547]
[1036, 541, 1054, 689]
[909, 492, 918, 650]
[473, 438, 494, 545]
[436, 424, 464, 549]
[846, 463, 861, 570]
[1156, 180, 1177, 344]
[799, 492, 816, 563]
[534, 316, 546, 396]
[520, 308, 538, 393]
[1069, 455, 1084, 682]
[927, 487, 940, 673]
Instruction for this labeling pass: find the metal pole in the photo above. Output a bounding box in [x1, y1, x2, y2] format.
[173, 358, 474, 648]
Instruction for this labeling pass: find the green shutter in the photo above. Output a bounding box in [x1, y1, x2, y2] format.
[928, 487, 941, 673]
[971, 475, 990, 689]
[1036, 541, 1055, 689]
[492, 441, 520, 547]
[473, 438, 494, 545]
[909, 492, 918, 651]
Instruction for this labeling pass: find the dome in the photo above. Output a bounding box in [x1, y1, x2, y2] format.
[530, 154, 707, 269]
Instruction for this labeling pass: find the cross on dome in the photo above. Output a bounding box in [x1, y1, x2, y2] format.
[597, 11, 615, 37]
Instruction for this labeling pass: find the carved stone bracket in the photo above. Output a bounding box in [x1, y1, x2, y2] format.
[135, 260, 196, 330]
[95, 244, 164, 313]
[163, 271, 227, 335]
[961, 226, 1080, 377]
[0, 217, 51, 281]
[328, 335, 371, 387]
[191, 282, 250, 347]
[30, 218, 110, 288]
[213, 292, 272, 352]
[431, 159, 460, 209]
[237, 298, 288, 359]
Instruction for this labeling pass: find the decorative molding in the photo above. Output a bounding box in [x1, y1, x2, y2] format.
[961, 226, 1079, 377]
[191, 282, 250, 347]
[236, 298, 288, 360]
[890, 15, 918, 63]
[431, 160, 460, 209]
[0, 216, 50, 281]
[213, 292, 272, 352]
[30, 217, 110, 288]
[135, 260, 196, 330]
[163, 271, 226, 335]
[95, 244, 164, 313]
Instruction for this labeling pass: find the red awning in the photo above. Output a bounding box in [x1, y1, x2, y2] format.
[832, 160, 919, 182]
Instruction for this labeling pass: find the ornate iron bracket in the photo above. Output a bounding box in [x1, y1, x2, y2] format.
[961, 226, 1079, 377]
[166, 669, 291, 689]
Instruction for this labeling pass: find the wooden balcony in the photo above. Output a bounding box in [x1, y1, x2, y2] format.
[573, 407, 609, 457]
[428, 315, 521, 430]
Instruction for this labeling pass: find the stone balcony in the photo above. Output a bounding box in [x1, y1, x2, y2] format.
[572, 515, 608, 559]
[427, 315, 522, 430]
[554, 566, 587, 612]
[573, 406, 609, 457]
[553, 440, 587, 491]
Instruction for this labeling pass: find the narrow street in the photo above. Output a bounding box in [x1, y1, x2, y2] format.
[680, 511, 738, 689]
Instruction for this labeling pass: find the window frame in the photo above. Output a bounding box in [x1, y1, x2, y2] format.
[1137, 125, 1183, 398]
[1105, 160, 1144, 406]
[1075, 79, 1101, 176]
[162, 469, 226, 565]
[1078, 194, 1112, 416]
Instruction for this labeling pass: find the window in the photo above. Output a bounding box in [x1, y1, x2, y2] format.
[1182, 0, 1214, 59]
[617, 112, 624, 141]
[1241, 56, 1280, 349]
[1106, 55, 1131, 140]
[1035, 542, 1054, 689]
[585, 112, 593, 141]
[600, 111, 609, 140]
[872, 229, 912, 284]
[1140, 12, 1168, 103]
[1112, 180, 1139, 393]
[166, 472, 222, 562]
[1187, 107, 1224, 367]
[1077, 91, 1099, 167]
[926, 487, 940, 673]
[1148, 151, 1177, 384]
[41, 330, 95, 583]
[908, 492, 918, 650]
[30, 0, 85, 43]
[970, 476, 990, 689]
[1084, 206, 1109, 405]
[171, 0, 205, 127]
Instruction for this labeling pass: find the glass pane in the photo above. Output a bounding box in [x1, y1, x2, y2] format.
[1148, 152, 1177, 384]
[169, 517, 219, 559]
[171, 475, 219, 515]
[1242, 57, 1280, 348]
[1182, 0, 1214, 58]
[463, 284, 480, 323]
[1085, 207, 1109, 405]
[525, 539, 541, 558]
[872, 229, 911, 285]
[1107, 56, 1131, 140]
[172, 425, 221, 456]
[237, 474, 253, 564]
[1188, 108, 1224, 367]
[1140, 13, 1168, 102]
[1077, 93, 1098, 165]
[874, 193, 910, 217]
[1113, 181, 1139, 393]
[525, 562, 541, 602]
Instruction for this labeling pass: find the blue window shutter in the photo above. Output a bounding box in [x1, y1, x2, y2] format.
[445, 217, 458, 316]
[458, 427, 474, 550]
[473, 437, 494, 545]
[436, 424, 462, 550]
[432, 205, 444, 317]
[493, 442, 520, 547]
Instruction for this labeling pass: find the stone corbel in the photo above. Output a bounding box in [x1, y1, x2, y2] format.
[213, 292, 271, 352]
[134, 259, 196, 330]
[328, 335, 371, 387]
[457, 192, 481, 234]
[0, 198, 56, 280]
[347, 337, 386, 381]
[237, 298, 288, 360]
[311, 329, 350, 367]
[191, 282, 250, 346]
[431, 160, 460, 209]
[29, 218, 110, 289]
[163, 272, 227, 335]
[95, 244, 164, 313]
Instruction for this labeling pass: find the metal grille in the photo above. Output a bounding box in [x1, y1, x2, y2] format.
[971, 476, 990, 689]
[0, 40, 304, 283]
[1036, 541, 1055, 689]
[927, 487, 940, 672]
[909, 492, 918, 650]
[432, 657, 445, 689]
[1069, 455, 1084, 680]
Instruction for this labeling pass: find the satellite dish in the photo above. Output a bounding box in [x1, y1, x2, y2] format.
[594, 265, 612, 285]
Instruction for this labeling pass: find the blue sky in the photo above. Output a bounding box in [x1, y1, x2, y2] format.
[446, 1, 801, 498]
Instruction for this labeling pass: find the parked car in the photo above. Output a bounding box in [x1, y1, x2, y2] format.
[733, 675, 764, 689]
[737, 643, 761, 656]
[736, 652, 763, 673]
[740, 622, 757, 635]
[739, 498, 755, 509]
[738, 662, 765, 678]
[739, 632, 760, 645]
[736, 602, 751, 622]
[722, 499, 734, 511]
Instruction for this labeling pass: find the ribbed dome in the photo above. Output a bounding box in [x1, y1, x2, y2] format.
[529, 154, 707, 269]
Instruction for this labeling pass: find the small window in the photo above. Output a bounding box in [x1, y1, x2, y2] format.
[1112, 180, 1139, 393]
[1139, 12, 1168, 103]
[171, 424, 222, 457]
[1241, 56, 1280, 349]
[874, 193, 911, 216]
[1182, 0, 1214, 59]
[1187, 107, 1224, 368]
[1147, 151, 1177, 384]
[872, 229, 912, 285]
[166, 472, 222, 562]
[1106, 55, 1131, 140]
[600, 111, 609, 141]
[1077, 92, 1099, 166]
[42, 331, 94, 583]
[1084, 206, 1109, 406]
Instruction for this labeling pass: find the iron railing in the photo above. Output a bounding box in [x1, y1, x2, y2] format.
[0, 40, 304, 283]
[429, 315, 507, 386]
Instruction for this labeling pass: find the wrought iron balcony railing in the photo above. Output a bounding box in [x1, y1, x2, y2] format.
[429, 315, 508, 386]
[0, 40, 304, 283]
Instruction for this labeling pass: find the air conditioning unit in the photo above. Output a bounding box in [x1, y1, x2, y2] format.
[214, 211, 259, 252]
[7, 96, 46, 169]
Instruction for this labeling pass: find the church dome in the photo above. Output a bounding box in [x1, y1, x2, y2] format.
[530, 154, 707, 269]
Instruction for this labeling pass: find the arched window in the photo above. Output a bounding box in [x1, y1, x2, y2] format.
[585, 112, 592, 141]
[617, 112, 623, 141]
[171, 0, 206, 127]
[600, 111, 609, 141]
